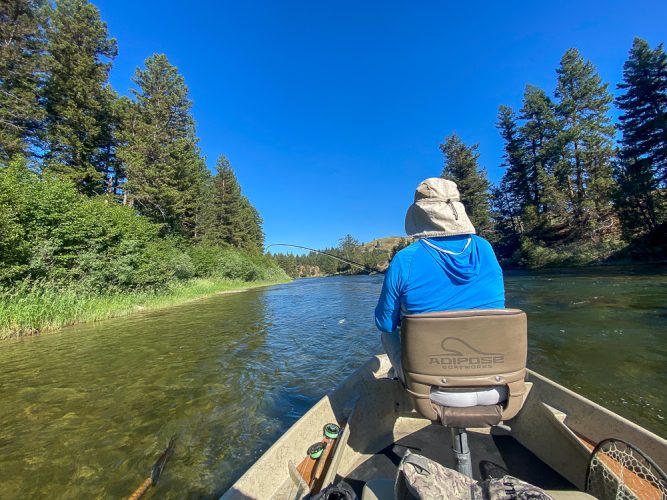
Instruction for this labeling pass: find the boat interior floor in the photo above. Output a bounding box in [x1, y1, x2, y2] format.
[343, 423, 575, 498]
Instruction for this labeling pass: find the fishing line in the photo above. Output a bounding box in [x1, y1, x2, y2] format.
[266, 243, 382, 274]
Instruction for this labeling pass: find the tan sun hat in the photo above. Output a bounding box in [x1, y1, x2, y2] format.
[404, 178, 476, 238]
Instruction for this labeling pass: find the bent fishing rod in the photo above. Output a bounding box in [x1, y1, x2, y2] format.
[266, 244, 383, 274]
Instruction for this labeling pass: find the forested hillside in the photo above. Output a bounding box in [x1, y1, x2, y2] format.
[446, 42, 666, 268]
[487, 42, 666, 267]
[0, 0, 287, 337]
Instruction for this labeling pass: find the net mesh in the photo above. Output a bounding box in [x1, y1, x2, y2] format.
[585, 438, 667, 500]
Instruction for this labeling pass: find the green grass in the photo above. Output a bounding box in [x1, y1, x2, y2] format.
[0, 277, 290, 340]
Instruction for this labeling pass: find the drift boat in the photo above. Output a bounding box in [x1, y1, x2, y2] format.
[222, 310, 667, 499]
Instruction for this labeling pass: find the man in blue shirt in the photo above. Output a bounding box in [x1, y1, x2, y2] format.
[375, 178, 505, 381]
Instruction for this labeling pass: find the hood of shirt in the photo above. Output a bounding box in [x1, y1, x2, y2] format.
[418, 236, 480, 284]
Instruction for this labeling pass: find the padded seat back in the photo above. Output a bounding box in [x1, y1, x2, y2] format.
[401, 309, 528, 425]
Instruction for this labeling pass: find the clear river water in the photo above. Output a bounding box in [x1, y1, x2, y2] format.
[1, 267, 665, 498]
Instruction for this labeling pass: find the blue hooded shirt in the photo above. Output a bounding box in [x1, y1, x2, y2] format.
[374, 235, 505, 333]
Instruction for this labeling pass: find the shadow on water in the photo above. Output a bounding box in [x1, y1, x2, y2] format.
[0, 267, 665, 497]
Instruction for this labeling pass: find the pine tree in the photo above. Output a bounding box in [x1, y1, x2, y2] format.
[439, 133, 493, 233]
[519, 85, 559, 214]
[0, 0, 46, 160]
[117, 54, 208, 237]
[202, 155, 264, 251]
[494, 107, 527, 248]
[496, 105, 530, 215]
[240, 200, 264, 251]
[554, 48, 616, 237]
[42, 0, 117, 194]
[615, 37, 667, 237]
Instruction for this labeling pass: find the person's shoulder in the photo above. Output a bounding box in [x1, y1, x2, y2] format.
[471, 235, 501, 263]
[388, 240, 420, 268]
[471, 234, 493, 249]
[394, 240, 421, 260]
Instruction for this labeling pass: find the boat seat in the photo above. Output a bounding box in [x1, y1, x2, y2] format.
[400, 309, 529, 475]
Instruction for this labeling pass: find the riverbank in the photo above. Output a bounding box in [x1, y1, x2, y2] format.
[0, 277, 291, 340]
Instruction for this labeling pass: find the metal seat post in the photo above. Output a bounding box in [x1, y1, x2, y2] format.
[450, 427, 473, 477]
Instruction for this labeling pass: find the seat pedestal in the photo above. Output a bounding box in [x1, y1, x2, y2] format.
[450, 427, 473, 477]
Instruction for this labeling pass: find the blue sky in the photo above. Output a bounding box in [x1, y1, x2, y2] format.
[97, 0, 666, 250]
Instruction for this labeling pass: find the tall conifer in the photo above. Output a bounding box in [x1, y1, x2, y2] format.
[202, 155, 264, 251]
[117, 54, 208, 237]
[518, 85, 559, 213]
[554, 48, 616, 237]
[496, 105, 530, 215]
[615, 38, 667, 237]
[42, 0, 117, 194]
[439, 133, 493, 234]
[0, 0, 46, 160]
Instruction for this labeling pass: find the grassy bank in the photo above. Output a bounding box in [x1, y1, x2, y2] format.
[0, 277, 290, 340]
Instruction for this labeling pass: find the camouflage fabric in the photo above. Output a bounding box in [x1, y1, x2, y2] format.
[395, 451, 553, 500]
[484, 475, 554, 500]
[395, 450, 483, 499]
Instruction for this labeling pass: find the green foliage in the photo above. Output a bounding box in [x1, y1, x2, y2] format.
[439, 133, 493, 234]
[615, 38, 667, 239]
[0, 276, 288, 339]
[0, 0, 46, 159]
[199, 155, 264, 251]
[188, 244, 281, 281]
[0, 2, 282, 337]
[554, 48, 616, 236]
[494, 47, 630, 265]
[0, 158, 282, 293]
[117, 54, 209, 237]
[42, 0, 118, 195]
[511, 238, 625, 269]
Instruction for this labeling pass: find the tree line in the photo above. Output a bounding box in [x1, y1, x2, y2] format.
[0, 0, 274, 290]
[270, 235, 409, 278]
[442, 40, 666, 267]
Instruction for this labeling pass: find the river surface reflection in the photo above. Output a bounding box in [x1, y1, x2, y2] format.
[0, 267, 665, 498]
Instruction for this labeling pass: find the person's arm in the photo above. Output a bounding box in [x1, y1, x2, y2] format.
[374, 257, 403, 333]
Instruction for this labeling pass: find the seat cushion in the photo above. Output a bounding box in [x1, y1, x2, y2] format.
[430, 386, 508, 407]
[433, 404, 503, 427]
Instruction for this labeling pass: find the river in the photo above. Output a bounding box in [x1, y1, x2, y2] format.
[0, 267, 665, 498]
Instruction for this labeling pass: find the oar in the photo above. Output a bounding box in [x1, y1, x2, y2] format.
[128, 436, 177, 500]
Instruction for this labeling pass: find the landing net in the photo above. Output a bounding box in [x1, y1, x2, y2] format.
[585, 438, 667, 500]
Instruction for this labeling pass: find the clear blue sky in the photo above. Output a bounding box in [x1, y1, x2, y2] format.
[96, 0, 666, 250]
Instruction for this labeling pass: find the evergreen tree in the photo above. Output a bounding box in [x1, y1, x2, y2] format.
[439, 133, 493, 233]
[615, 37, 667, 237]
[518, 85, 560, 214]
[240, 200, 265, 251]
[0, 0, 46, 160]
[496, 105, 529, 218]
[554, 48, 616, 237]
[202, 155, 264, 251]
[117, 54, 208, 237]
[42, 0, 117, 194]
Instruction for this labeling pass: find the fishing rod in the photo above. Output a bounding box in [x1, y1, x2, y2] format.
[128, 436, 177, 500]
[266, 243, 382, 274]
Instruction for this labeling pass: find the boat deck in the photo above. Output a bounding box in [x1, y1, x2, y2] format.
[343, 423, 574, 497]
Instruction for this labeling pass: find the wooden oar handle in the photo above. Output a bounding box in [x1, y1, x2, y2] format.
[128, 477, 152, 500]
